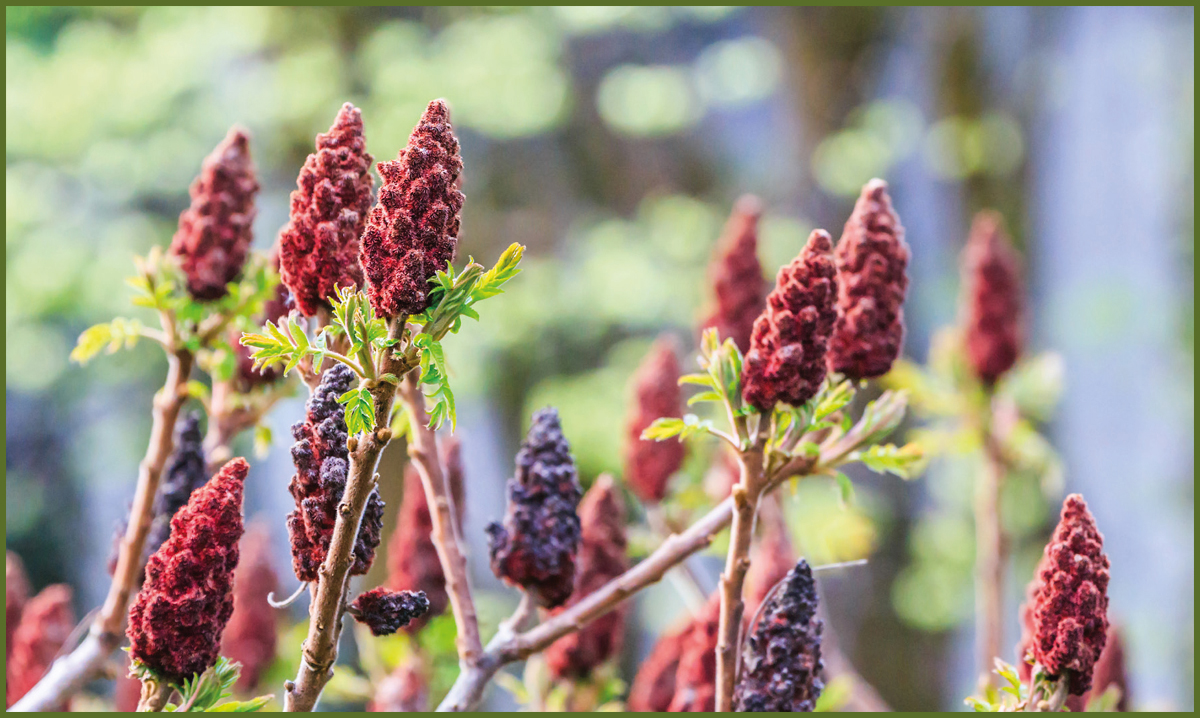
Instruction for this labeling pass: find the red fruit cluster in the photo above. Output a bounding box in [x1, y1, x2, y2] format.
[234, 251, 292, 392]
[386, 448, 465, 632]
[734, 559, 824, 712]
[704, 196, 767, 353]
[486, 408, 583, 608]
[1066, 627, 1128, 712]
[361, 100, 463, 318]
[667, 593, 722, 712]
[544, 475, 629, 679]
[962, 210, 1023, 386]
[6, 552, 30, 659]
[627, 621, 691, 712]
[170, 129, 259, 302]
[624, 339, 686, 504]
[278, 103, 374, 317]
[827, 179, 910, 380]
[220, 524, 279, 693]
[741, 230, 839, 412]
[6, 584, 74, 707]
[127, 458, 248, 684]
[286, 364, 384, 582]
[1021, 494, 1110, 695]
[350, 587, 430, 636]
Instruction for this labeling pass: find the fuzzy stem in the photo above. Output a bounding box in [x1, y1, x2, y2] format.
[136, 677, 173, 712]
[284, 319, 412, 712]
[10, 349, 194, 713]
[975, 393, 1007, 688]
[397, 374, 484, 666]
[715, 439, 766, 711]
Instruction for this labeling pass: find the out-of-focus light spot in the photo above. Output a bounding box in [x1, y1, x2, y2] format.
[6, 323, 68, 392]
[759, 215, 815, 273]
[813, 129, 891, 197]
[553, 6, 729, 35]
[923, 112, 1025, 180]
[362, 16, 569, 142]
[675, 6, 739, 23]
[812, 98, 925, 197]
[640, 194, 719, 263]
[693, 36, 782, 108]
[858, 98, 925, 161]
[597, 64, 701, 137]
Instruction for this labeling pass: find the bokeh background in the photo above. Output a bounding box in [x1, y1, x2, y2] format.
[5, 5, 1193, 710]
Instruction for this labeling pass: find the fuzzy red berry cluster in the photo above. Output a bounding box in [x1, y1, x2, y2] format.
[962, 210, 1023, 386]
[6, 578, 74, 708]
[704, 196, 767, 354]
[286, 363, 384, 582]
[667, 593, 722, 712]
[350, 587, 430, 636]
[170, 129, 259, 302]
[487, 408, 583, 608]
[278, 103, 374, 317]
[734, 559, 824, 711]
[742, 229, 839, 411]
[624, 339, 686, 504]
[361, 100, 464, 318]
[1019, 494, 1110, 696]
[827, 179, 910, 380]
[544, 475, 629, 678]
[126, 458, 247, 683]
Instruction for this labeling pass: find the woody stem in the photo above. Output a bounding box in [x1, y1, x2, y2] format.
[715, 437, 766, 711]
[284, 319, 411, 712]
[397, 374, 484, 667]
[10, 349, 194, 712]
[136, 676, 173, 712]
[975, 392, 1007, 688]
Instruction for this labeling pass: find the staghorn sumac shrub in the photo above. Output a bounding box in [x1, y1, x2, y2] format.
[279, 103, 374, 317]
[286, 363, 384, 582]
[827, 179, 909, 380]
[350, 587, 430, 636]
[487, 408, 583, 609]
[127, 458, 247, 684]
[741, 229, 839, 412]
[169, 128, 259, 302]
[361, 100, 463, 319]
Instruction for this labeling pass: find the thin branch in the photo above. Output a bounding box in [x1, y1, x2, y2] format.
[976, 392, 1010, 689]
[438, 497, 737, 711]
[398, 374, 485, 667]
[714, 438, 766, 711]
[284, 318, 414, 712]
[136, 676, 173, 712]
[202, 378, 285, 474]
[11, 348, 195, 712]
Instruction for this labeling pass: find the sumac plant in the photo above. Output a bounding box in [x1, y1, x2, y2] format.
[13, 96, 1114, 715]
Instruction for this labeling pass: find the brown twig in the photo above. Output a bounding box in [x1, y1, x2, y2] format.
[284, 318, 414, 712]
[136, 675, 173, 712]
[11, 349, 194, 712]
[397, 374, 484, 665]
[975, 392, 1008, 688]
[715, 437, 767, 711]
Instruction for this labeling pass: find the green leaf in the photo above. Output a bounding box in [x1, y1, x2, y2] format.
[833, 471, 854, 507]
[253, 424, 272, 458]
[851, 442, 925, 479]
[337, 387, 377, 436]
[687, 391, 723, 406]
[204, 696, 272, 712]
[641, 417, 686, 441]
[472, 242, 524, 301]
[678, 373, 716, 387]
[71, 323, 115, 364]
